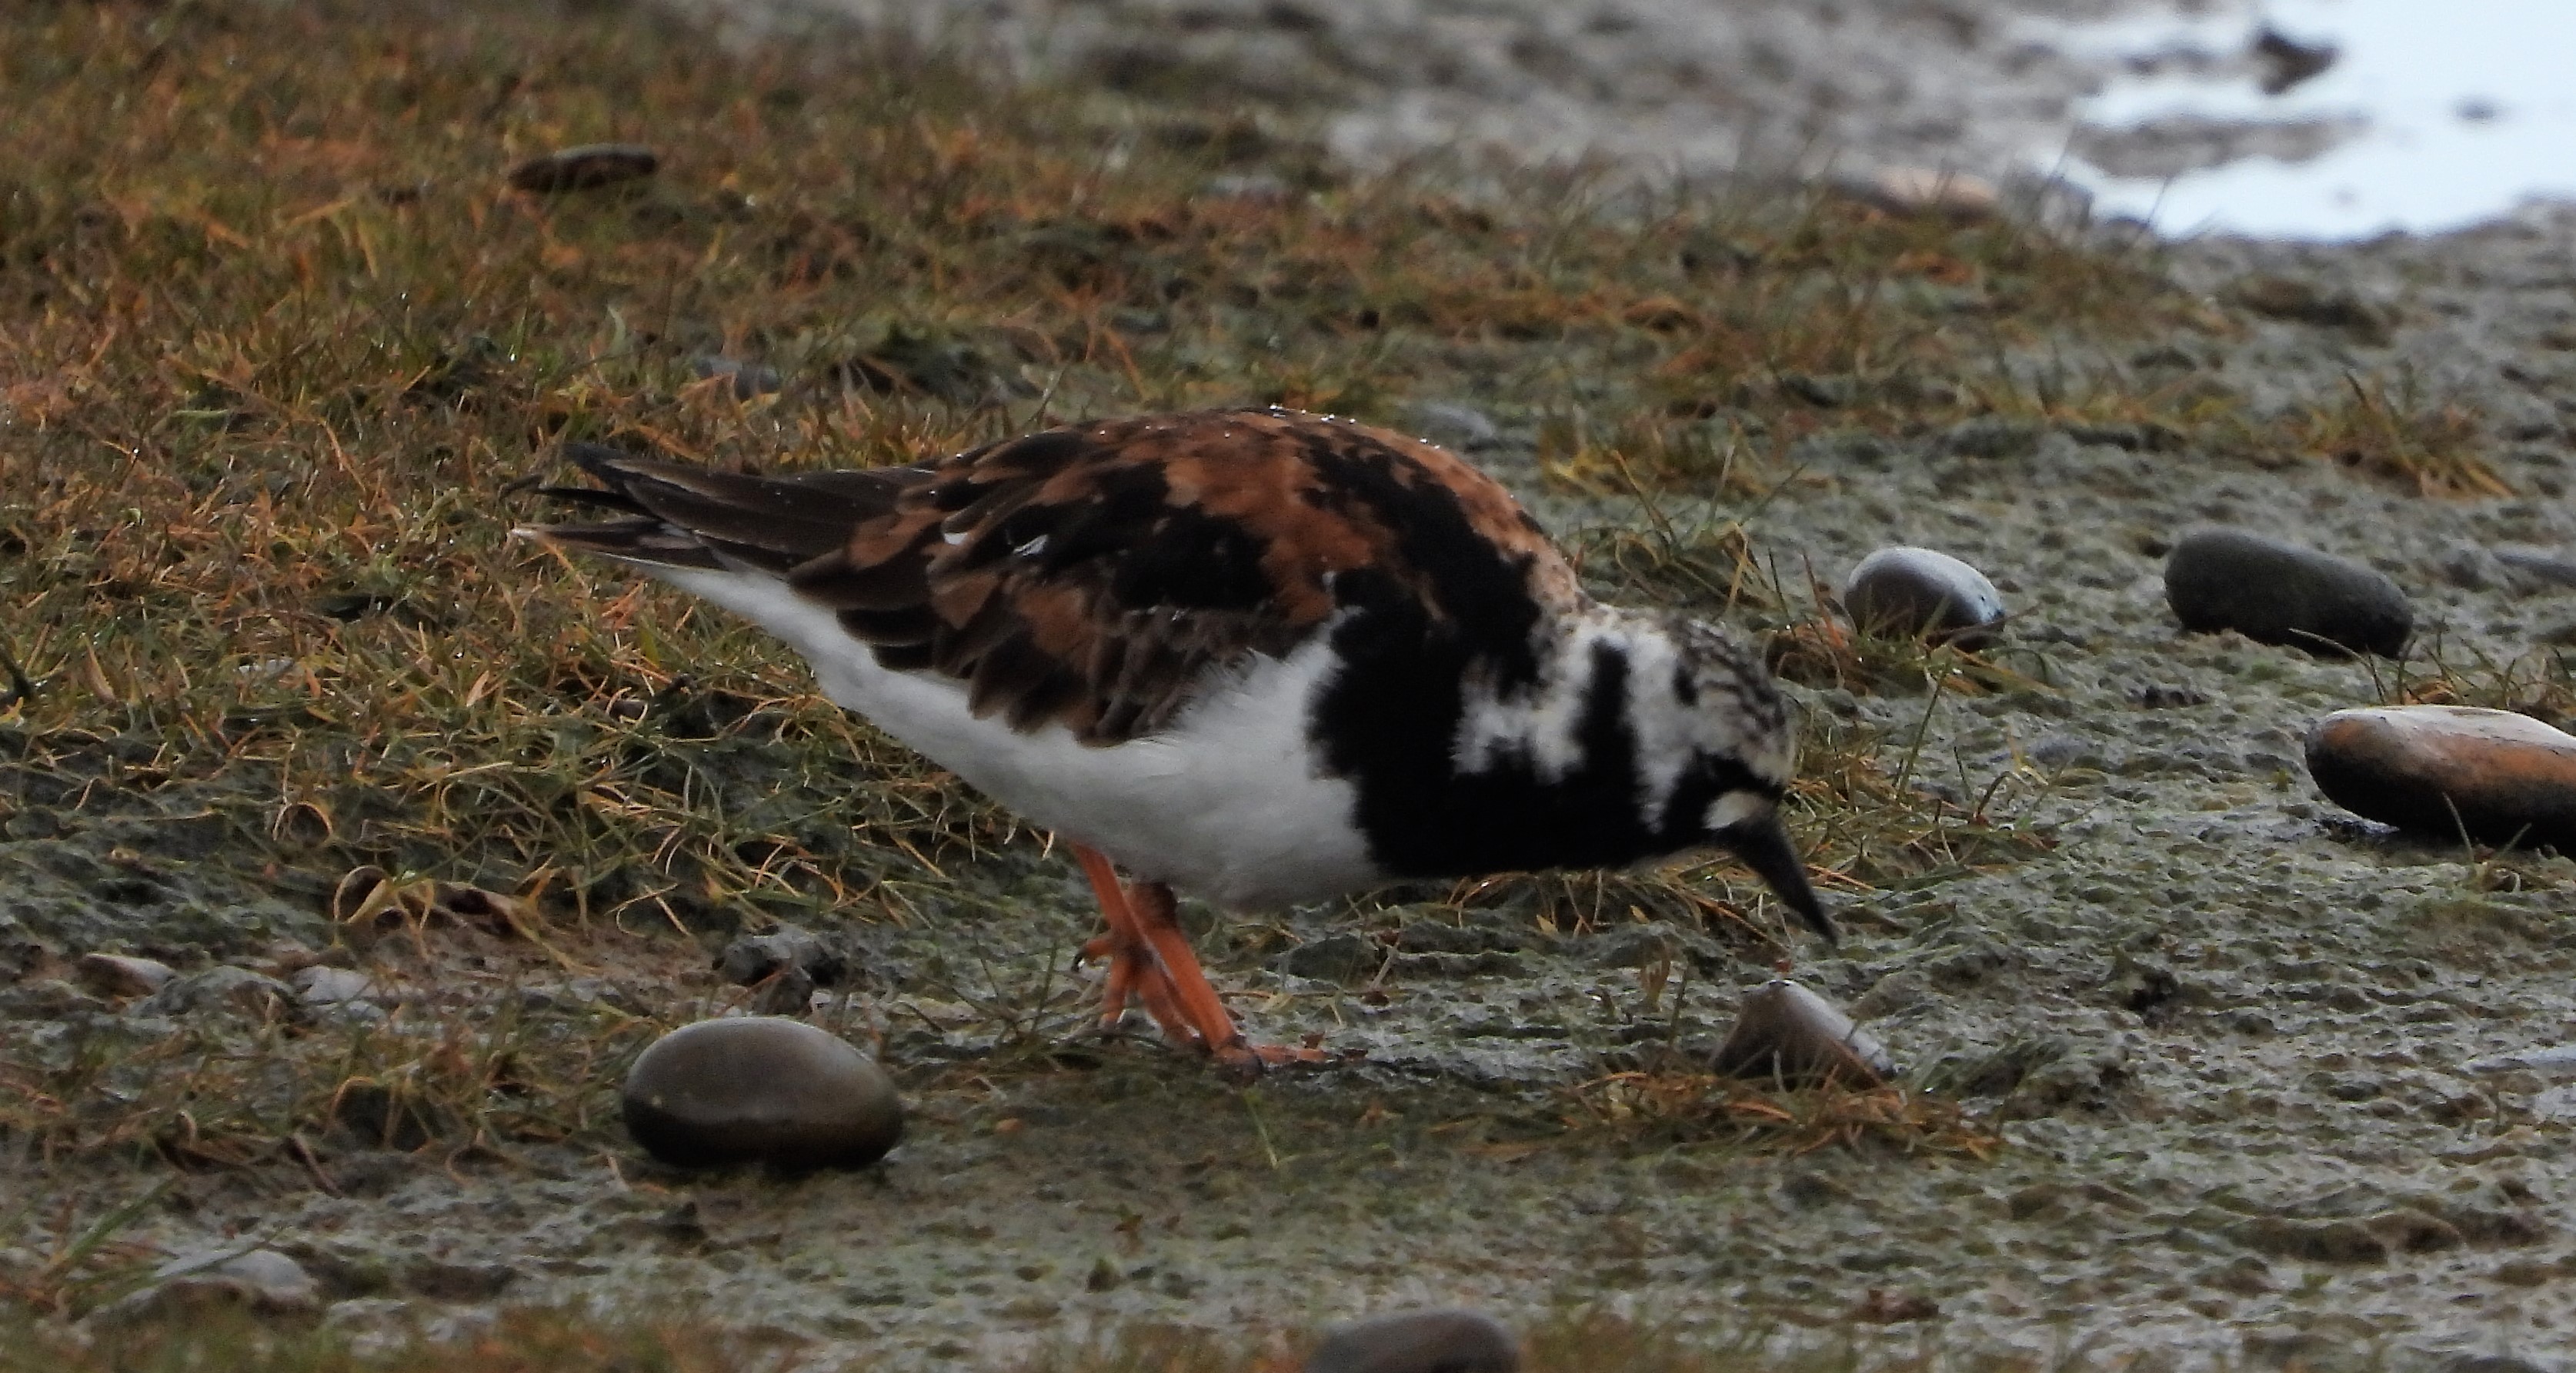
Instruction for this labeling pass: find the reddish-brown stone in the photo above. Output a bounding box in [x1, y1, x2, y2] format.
[2304, 706, 2576, 848]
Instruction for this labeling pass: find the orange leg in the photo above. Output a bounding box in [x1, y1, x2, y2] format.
[1074, 845, 1198, 1049]
[1069, 845, 1320, 1071]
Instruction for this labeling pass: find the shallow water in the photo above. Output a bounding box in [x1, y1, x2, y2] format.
[2039, 0, 2576, 239]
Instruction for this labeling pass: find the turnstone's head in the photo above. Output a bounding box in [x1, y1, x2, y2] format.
[1628, 613, 1834, 944]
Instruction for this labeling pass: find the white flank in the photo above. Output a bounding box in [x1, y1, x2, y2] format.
[650, 565, 1380, 910]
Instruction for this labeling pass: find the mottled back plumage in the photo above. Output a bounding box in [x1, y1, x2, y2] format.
[544, 408, 1583, 742]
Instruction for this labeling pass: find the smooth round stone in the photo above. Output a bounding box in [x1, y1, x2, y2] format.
[1710, 979, 1894, 1087]
[622, 1018, 902, 1170]
[2305, 706, 2576, 849]
[1840, 546, 2005, 648]
[506, 143, 659, 195]
[2164, 527, 2411, 658]
[1306, 1309, 1520, 1373]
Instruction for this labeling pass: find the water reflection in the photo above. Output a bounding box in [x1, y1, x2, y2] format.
[2034, 1, 2576, 240]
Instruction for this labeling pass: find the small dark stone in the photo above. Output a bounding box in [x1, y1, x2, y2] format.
[506, 143, 659, 195]
[2251, 25, 2338, 95]
[2441, 1356, 2553, 1373]
[76, 951, 176, 998]
[716, 924, 845, 988]
[1840, 546, 2005, 648]
[1306, 1308, 1519, 1373]
[622, 1017, 903, 1171]
[1278, 932, 1377, 983]
[2164, 527, 2411, 657]
[2305, 705, 2576, 849]
[2229, 275, 2392, 345]
[1937, 415, 2044, 459]
[716, 923, 845, 1015]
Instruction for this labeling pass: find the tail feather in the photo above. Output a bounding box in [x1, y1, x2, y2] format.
[517, 442, 926, 575]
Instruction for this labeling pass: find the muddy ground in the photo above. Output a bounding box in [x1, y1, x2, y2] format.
[12, 2, 2576, 1369]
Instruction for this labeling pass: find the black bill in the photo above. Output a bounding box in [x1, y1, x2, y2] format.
[1725, 809, 1837, 946]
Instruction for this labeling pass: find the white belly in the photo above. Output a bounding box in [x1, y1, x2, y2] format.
[653, 568, 1382, 909]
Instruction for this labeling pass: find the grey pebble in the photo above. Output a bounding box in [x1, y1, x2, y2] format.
[691, 355, 782, 398]
[292, 965, 382, 1006]
[132, 966, 295, 1020]
[506, 143, 659, 195]
[1840, 546, 2005, 648]
[2466, 1045, 2576, 1076]
[2163, 526, 2412, 657]
[1401, 401, 1503, 453]
[1710, 979, 1894, 1086]
[1306, 1308, 1520, 1373]
[97, 1249, 320, 1325]
[75, 951, 175, 998]
[716, 923, 845, 1015]
[622, 1017, 903, 1171]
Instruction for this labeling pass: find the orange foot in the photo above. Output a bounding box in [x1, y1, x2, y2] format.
[1072, 845, 1324, 1073]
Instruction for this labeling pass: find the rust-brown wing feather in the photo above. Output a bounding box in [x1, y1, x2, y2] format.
[784, 408, 1586, 742]
[533, 410, 1585, 744]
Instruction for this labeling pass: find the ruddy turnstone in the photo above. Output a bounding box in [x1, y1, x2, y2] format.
[521, 407, 1831, 1069]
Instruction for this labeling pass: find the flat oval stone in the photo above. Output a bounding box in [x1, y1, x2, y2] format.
[507, 143, 659, 195]
[2164, 527, 2411, 657]
[622, 1017, 902, 1170]
[1710, 979, 1894, 1086]
[2305, 705, 2576, 848]
[1840, 546, 2005, 648]
[76, 951, 176, 998]
[1306, 1309, 1520, 1373]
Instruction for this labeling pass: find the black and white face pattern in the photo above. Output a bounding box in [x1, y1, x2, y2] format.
[1316, 598, 1797, 884]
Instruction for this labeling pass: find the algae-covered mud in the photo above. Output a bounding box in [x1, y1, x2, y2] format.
[8, 2, 2576, 1369]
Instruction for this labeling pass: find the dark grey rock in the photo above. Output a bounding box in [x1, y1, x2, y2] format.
[622, 1017, 903, 1171]
[2438, 1356, 2554, 1373]
[2164, 526, 2412, 657]
[1306, 1308, 1519, 1373]
[1278, 932, 1377, 983]
[506, 143, 658, 194]
[716, 924, 846, 1015]
[716, 923, 844, 987]
[1840, 546, 2005, 648]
